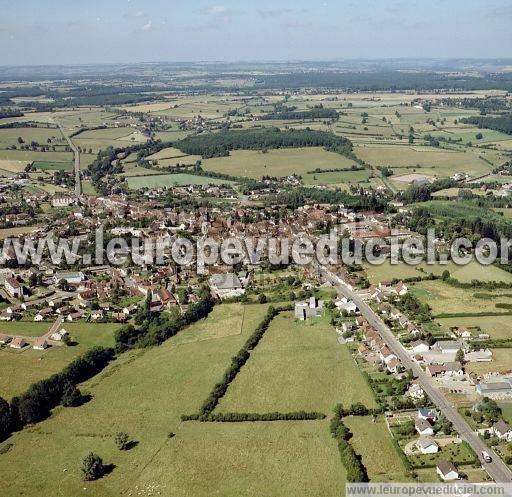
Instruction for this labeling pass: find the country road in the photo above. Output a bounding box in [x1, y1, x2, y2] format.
[54, 118, 81, 196]
[320, 267, 512, 483]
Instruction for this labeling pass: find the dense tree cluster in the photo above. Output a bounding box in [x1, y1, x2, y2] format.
[461, 114, 512, 135]
[175, 128, 355, 159]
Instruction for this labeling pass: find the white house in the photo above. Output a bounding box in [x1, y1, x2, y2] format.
[409, 340, 430, 355]
[436, 460, 459, 481]
[415, 418, 434, 436]
[50, 328, 69, 341]
[405, 383, 425, 399]
[417, 437, 439, 454]
[492, 420, 512, 442]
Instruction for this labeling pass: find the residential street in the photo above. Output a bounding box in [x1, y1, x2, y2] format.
[321, 267, 512, 483]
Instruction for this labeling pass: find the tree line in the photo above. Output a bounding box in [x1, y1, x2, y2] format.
[461, 114, 512, 135]
[183, 305, 291, 421]
[0, 346, 114, 441]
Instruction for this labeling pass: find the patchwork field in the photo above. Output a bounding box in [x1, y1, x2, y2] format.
[217, 312, 376, 413]
[0, 304, 348, 497]
[202, 147, 359, 179]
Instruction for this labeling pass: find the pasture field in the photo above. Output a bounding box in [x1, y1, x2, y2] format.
[0, 126, 64, 148]
[146, 146, 202, 165]
[436, 315, 512, 340]
[411, 280, 512, 316]
[354, 144, 494, 178]
[303, 168, 371, 186]
[202, 147, 359, 179]
[466, 349, 512, 375]
[217, 312, 376, 413]
[0, 322, 119, 400]
[0, 159, 31, 173]
[365, 260, 512, 285]
[344, 416, 409, 482]
[0, 148, 73, 163]
[0, 304, 347, 497]
[126, 173, 236, 189]
[0, 321, 49, 336]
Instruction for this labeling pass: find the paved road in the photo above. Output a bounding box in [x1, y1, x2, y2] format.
[54, 118, 81, 196]
[320, 267, 512, 483]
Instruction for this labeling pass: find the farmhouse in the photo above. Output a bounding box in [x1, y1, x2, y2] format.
[294, 296, 324, 321]
[492, 420, 512, 441]
[4, 276, 23, 298]
[436, 460, 459, 481]
[33, 338, 49, 350]
[0, 334, 12, 345]
[209, 273, 245, 300]
[10, 337, 27, 349]
[415, 418, 434, 436]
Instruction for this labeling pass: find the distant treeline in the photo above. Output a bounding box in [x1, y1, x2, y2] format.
[440, 97, 511, 113]
[255, 71, 512, 91]
[261, 108, 339, 120]
[175, 128, 355, 159]
[461, 114, 512, 135]
[0, 109, 24, 119]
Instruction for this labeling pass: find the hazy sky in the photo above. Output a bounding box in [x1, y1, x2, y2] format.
[1, 0, 511, 65]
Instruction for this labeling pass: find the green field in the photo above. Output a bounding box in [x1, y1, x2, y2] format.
[344, 416, 409, 482]
[411, 280, 512, 316]
[33, 160, 73, 170]
[0, 304, 349, 497]
[437, 315, 512, 340]
[126, 173, 236, 189]
[217, 312, 376, 413]
[355, 144, 494, 178]
[202, 147, 359, 179]
[0, 323, 119, 400]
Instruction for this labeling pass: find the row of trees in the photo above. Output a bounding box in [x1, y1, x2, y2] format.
[261, 108, 339, 120]
[0, 346, 114, 440]
[114, 287, 214, 351]
[330, 405, 369, 482]
[461, 114, 512, 135]
[188, 305, 289, 420]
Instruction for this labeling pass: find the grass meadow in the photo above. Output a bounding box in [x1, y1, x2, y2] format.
[217, 312, 376, 413]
